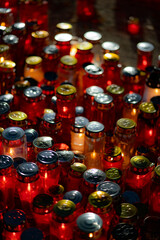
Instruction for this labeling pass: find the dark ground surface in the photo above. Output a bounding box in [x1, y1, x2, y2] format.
[48, 0, 160, 68]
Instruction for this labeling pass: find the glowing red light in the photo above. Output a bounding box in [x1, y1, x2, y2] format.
[149, 129, 153, 136]
[128, 23, 140, 35]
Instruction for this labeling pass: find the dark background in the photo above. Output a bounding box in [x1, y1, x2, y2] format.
[48, 0, 160, 68]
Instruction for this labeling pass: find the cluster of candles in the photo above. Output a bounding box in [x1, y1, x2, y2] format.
[0, 1, 160, 240]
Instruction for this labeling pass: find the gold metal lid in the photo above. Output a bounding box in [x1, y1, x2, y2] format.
[88, 191, 112, 208]
[56, 84, 76, 96]
[60, 55, 77, 66]
[117, 118, 136, 129]
[8, 111, 27, 121]
[0, 127, 4, 136]
[15, 80, 30, 90]
[139, 102, 156, 114]
[130, 155, 151, 169]
[54, 200, 76, 217]
[103, 53, 120, 62]
[31, 30, 49, 38]
[155, 165, 160, 177]
[77, 41, 93, 51]
[56, 22, 72, 30]
[26, 56, 42, 65]
[106, 168, 122, 180]
[0, 60, 16, 69]
[107, 84, 124, 95]
[0, 44, 9, 53]
[71, 162, 87, 173]
[119, 203, 137, 219]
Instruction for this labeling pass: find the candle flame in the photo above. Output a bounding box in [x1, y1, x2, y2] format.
[70, 46, 77, 57]
[27, 183, 31, 192]
[149, 129, 153, 136]
[45, 172, 48, 179]
[79, 133, 83, 138]
[63, 106, 68, 113]
[0, 57, 4, 63]
[92, 151, 96, 158]
[89, 233, 93, 238]
[155, 89, 159, 93]
[3, 176, 6, 182]
[61, 223, 65, 229]
[131, 108, 137, 116]
[1, 22, 6, 27]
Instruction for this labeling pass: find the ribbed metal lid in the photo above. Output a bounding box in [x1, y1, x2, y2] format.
[57, 150, 74, 163]
[86, 85, 104, 97]
[37, 150, 58, 164]
[33, 136, 54, 149]
[137, 42, 154, 52]
[124, 93, 142, 105]
[17, 162, 39, 178]
[53, 200, 75, 217]
[24, 86, 42, 98]
[83, 168, 106, 184]
[0, 155, 13, 169]
[94, 93, 113, 104]
[0, 102, 10, 114]
[84, 64, 104, 76]
[0, 93, 14, 104]
[97, 181, 121, 198]
[84, 31, 102, 43]
[25, 129, 38, 143]
[2, 127, 25, 140]
[63, 190, 82, 204]
[77, 212, 103, 233]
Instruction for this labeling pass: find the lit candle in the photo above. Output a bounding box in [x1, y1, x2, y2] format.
[24, 56, 44, 82]
[0, 44, 9, 63]
[71, 116, 89, 154]
[137, 41, 154, 71]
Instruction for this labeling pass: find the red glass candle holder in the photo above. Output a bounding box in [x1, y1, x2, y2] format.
[102, 53, 121, 87]
[19, 0, 48, 30]
[22, 86, 46, 126]
[0, 60, 16, 95]
[56, 84, 76, 118]
[149, 165, 160, 216]
[0, 8, 14, 27]
[76, 0, 97, 21]
[57, 150, 74, 190]
[37, 150, 60, 193]
[0, 102, 10, 128]
[0, 155, 15, 210]
[0, 44, 10, 63]
[2, 209, 26, 240]
[127, 17, 140, 35]
[66, 162, 87, 192]
[32, 194, 53, 238]
[103, 146, 124, 171]
[16, 162, 42, 215]
[25, 128, 38, 162]
[75, 41, 93, 68]
[42, 45, 60, 73]
[50, 200, 76, 240]
[94, 93, 115, 133]
[54, 33, 72, 57]
[106, 84, 125, 122]
[137, 42, 154, 71]
[125, 155, 154, 203]
[83, 64, 105, 91]
[31, 30, 49, 56]
[137, 102, 159, 147]
[48, 184, 64, 204]
[86, 191, 115, 235]
[57, 55, 78, 86]
[84, 85, 104, 121]
[141, 216, 160, 240]
[3, 34, 19, 63]
[74, 212, 106, 240]
[122, 66, 144, 95]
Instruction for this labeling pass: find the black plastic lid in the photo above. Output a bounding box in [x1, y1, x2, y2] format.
[3, 209, 26, 231]
[21, 228, 43, 240]
[37, 150, 58, 164]
[75, 106, 84, 116]
[112, 223, 138, 240]
[12, 22, 26, 31]
[0, 93, 14, 104]
[83, 168, 106, 184]
[2, 127, 25, 140]
[122, 66, 140, 77]
[13, 157, 27, 169]
[44, 71, 58, 82]
[33, 194, 53, 211]
[33, 136, 54, 149]
[3, 34, 19, 45]
[0, 155, 13, 169]
[146, 67, 160, 88]
[0, 101, 10, 114]
[25, 129, 38, 143]
[97, 181, 121, 198]
[24, 86, 42, 98]
[41, 84, 55, 92]
[84, 64, 104, 76]
[17, 162, 39, 178]
[63, 190, 82, 204]
[24, 77, 38, 86]
[124, 93, 142, 105]
[43, 44, 59, 54]
[57, 150, 74, 163]
[122, 191, 140, 204]
[151, 96, 160, 108]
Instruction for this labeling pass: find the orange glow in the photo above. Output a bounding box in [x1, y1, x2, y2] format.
[3, 176, 6, 182]
[89, 233, 93, 238]
[142, 59, 147, 67]
[45, 172, 48, 179]
[0, 57, 4, 63]
[131, 108, 137, 116]
[27, 183, 31, 192]
[61, 223, 65, 229]
[63, 106, 68, 113]
[0, 22, 6, 27]
[107, 80, 112, 86]
[92, 150, 96, 158]
[149, 129, 153, 136]
[129, 91, 133, 94]
[70, 46, 77, 57]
